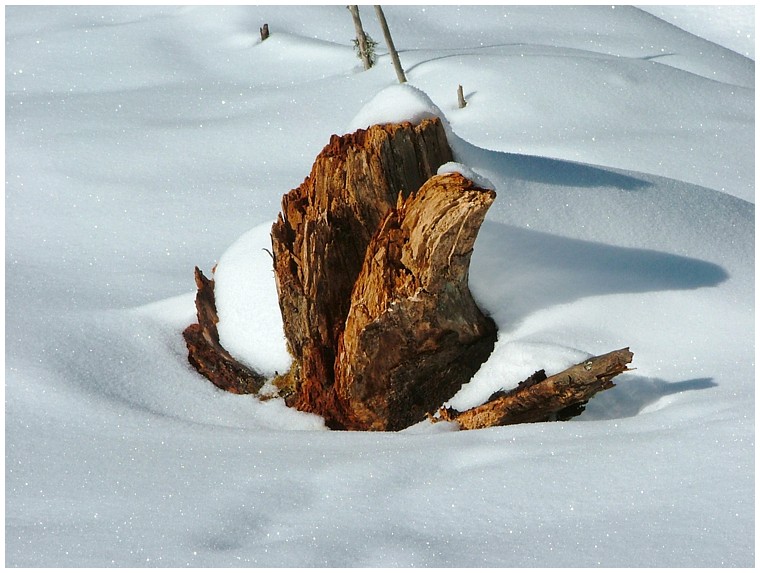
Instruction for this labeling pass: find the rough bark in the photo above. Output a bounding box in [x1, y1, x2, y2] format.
[182, 267, 267, 394]
[333, 173, 497, 430]
[270, 118, 475, 428]
[437, 348, 634, 429]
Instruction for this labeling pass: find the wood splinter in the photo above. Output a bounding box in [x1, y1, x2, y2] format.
[182, 266, 267, 395]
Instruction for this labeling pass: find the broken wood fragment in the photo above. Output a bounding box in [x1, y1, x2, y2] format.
[437, 348, 634, 430]
[182, 266, 267, 394]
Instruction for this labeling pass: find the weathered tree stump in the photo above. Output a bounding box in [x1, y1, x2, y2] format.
[182, 117, 634, 431]
[270, 118, 498, 429]
[333, 173, 497, 430]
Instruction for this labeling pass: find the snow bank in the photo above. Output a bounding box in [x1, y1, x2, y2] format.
[640, 5, 755, 58]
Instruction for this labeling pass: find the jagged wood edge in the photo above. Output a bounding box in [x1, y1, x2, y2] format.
[182, 266, 267, 394]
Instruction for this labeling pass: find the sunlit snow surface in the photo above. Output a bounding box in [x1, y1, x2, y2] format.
[6, 5, 754, 567]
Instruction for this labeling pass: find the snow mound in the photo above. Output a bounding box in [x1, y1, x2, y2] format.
[214, 222, 292, 376]
[448, 341, 589, 411]
[346, 83, 449, 133]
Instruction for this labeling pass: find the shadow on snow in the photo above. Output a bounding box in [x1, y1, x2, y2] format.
[483, 150, 651, 190]
[579, 376, 718, 421]
[471, 221, 728, 327]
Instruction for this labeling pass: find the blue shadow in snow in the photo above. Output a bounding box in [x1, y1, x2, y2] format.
[485, 151, 652, 190]
[455, 135, 652, 191]
[578, 376, 718, 420]
[471, 221, 729, 327]
[469, 223, 725, 421]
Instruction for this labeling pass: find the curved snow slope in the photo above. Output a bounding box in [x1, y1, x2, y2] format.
[409, 47, 753, 202]
[6, 6, 753, 568]
[639, 5, 755, 59]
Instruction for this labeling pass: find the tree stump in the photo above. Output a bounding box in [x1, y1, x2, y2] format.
[270, 118, 500, 429]
[333, 173, 497, 430]
[182, 117, 633, 431]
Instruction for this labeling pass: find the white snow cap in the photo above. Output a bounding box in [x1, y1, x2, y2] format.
[346, 83, 448, 133]
[437, 161, 495, 190]
[347, 85, 493, 190]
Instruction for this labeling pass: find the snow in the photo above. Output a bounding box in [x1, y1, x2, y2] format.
[345, 82, 447, 133]
[5, 5, 754, 567]
[639, 5, 755, 59]
[437, 161, 495, 191]
[214, 223, 291, 376]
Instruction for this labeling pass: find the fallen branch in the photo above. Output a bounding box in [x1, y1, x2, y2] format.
[437, 348, 634, 430]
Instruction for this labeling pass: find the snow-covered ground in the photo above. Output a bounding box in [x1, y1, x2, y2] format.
[5, 5, 754, 567]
